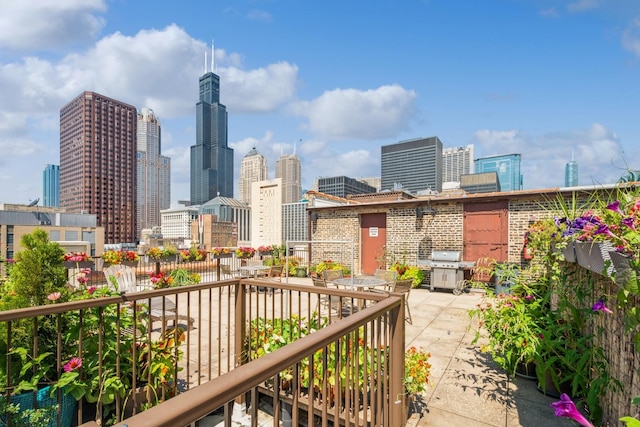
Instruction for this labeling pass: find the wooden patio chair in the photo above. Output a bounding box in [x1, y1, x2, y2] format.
[374, 269, 398, 292]
[265, 264, 284, 282]
[323, 269, 344, 284]
[103, 265, 195, 331]
[312, 277, 343, 314]
[391, 278, 413, 324]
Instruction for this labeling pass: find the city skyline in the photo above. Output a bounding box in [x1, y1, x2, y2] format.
[1, 0, 639, 206]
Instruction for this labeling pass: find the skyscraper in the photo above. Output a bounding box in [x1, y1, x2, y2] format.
[137, 108, 171, 240]
[239, 147, 268, 204]
[442, 145, 474, 184]
[317, 176, 377, 198]
[275, 153, 302, 204]
[565, 157, 578, 187]
[475, 153, 523, 191]
[59, 91, 137, 243]
[42, 164, 60, 207]
[381, 136, 443, 194]
[190, 47, 233, 204]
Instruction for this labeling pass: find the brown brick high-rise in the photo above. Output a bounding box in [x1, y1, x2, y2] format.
[60, 91, 137, 244]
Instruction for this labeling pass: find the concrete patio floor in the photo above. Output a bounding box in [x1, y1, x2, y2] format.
[402, 286, 575, 427]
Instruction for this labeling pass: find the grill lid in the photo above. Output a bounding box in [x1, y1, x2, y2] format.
[431, 250, 461, 262]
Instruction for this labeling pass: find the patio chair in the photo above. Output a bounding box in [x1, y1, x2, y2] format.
[219, 264, 239, 280]
[103, 265, 195, 331]
[312, 277, 343, 314]
[391, 278, 413, 324]
[374, 269, 398, 292]
[323, 269, 344, 284]
[264, 264, 283, 282]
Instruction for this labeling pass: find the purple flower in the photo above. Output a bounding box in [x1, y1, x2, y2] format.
[621, 217, 636, 230]
[593, 224, 615, 238]
[592, 300, 613, 314]
[606, 200, 623, 215]
[525, 294, 535, 301]
[550, 394, 594, 427]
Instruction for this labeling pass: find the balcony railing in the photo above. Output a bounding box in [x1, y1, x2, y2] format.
[1, 276, 407, 427]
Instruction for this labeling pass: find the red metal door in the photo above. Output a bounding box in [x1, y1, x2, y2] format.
[463, 201, 508, 264]
[360, 213, 386, 275]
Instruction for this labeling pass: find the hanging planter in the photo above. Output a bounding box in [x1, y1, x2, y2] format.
[608, 250, 639, 288]
[563, 242, 576, 263]
[574, 241, 614, 276]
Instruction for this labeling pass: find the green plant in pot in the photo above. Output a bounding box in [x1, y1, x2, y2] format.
[492, 262, 520, 295]
[470, 281, 545, 377]
[534, 269, 621, 425]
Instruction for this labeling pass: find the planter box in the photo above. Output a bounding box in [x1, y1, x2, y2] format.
[212, 253, 232, 259]
[147, 255, 177, 263]
[574, 241, 614, 276]
[63, 260, 93, 269]
[608, 250, 638, 288]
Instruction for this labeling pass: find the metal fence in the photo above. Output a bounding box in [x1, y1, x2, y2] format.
[1, 277, 407, 427]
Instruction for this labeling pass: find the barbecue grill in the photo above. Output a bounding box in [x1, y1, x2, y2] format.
[418, 250, 475, 295]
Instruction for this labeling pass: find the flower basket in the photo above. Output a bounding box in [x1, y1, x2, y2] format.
[212, 252, 232, 259]
[63, 260, 93, 269]
[574, 241, 614, 276]
[0, 385, 77, 427]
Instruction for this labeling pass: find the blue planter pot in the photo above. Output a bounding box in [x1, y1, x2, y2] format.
[0, 385, 76, 427]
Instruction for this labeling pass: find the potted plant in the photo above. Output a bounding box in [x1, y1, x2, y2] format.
[102, 250, 140, 267]
[470, 284, 544, 378]
[168, 268, 201, 286]
[179, 247, 207, 263]
[493, 262, 520, 295]
[63, 251, 93, 269]
[146, 247, 177, 262]
[235, 246, 256, 259]
[257, 245, 273, 256]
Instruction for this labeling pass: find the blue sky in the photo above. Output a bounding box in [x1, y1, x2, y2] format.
[0, 0, 638, 206]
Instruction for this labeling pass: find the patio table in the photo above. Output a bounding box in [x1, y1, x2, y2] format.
[239, 265, 269, 279]
[333, 277, 387, 290]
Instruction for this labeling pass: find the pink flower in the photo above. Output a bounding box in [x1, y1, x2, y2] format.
[47, 292, 61, 301]
[550, 394, 594, 427]
[87, 286, 96, 295]
[63, 357, 82, 372]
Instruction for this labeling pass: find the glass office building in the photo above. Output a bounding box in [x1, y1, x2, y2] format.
[43, 164, 60, 207]
[475, 154, 523, 191]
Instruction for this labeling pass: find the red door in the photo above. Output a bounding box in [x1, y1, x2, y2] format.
[463, 201, 508, 263]
[360, 213, 386, 275]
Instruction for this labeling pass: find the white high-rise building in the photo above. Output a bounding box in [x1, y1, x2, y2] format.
[137, 108, 170, 240]
[442, 145, 474, 185]
[276, 153, 302, 204]
[251, 179, 283, 247]
[239, 147, 268, 204]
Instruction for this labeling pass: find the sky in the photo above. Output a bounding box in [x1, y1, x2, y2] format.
[0, 0, 639, 206]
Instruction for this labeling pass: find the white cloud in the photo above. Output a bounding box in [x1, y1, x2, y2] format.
[220, 62, 299, 113]
[622, 17, 640, 57]
[566, 0, 600, 13]
[0, 0, 106, 50]
[474, 124, 627, 189]
[293, 85, 417, 141]
[246, 9, 273, 22]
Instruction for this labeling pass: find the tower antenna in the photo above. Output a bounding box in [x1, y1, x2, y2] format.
[211, 39, 215, 73]
[204, 49, 207, 74]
